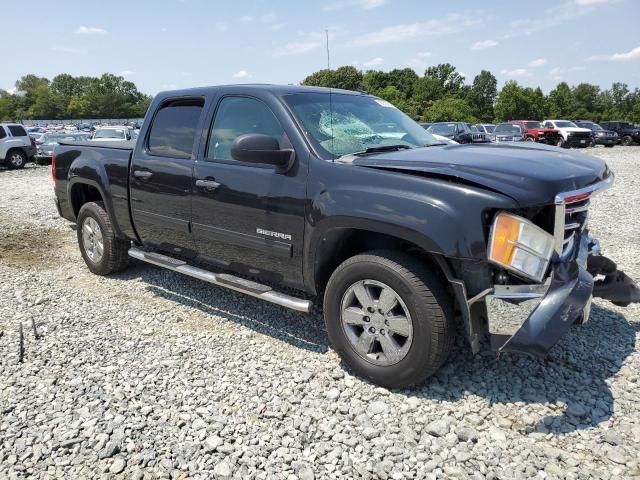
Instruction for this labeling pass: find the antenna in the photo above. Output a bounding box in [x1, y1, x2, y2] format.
[325, 29, 331, 70]
[326, 29, 335, 160]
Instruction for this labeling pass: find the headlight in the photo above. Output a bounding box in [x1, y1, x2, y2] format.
[488, 212, 554, 282]
[596, 132, 604, 136]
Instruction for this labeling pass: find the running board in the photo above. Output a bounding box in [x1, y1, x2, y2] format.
[128, 247, 312, 313]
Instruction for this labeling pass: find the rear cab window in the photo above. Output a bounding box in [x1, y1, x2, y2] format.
[147, 98, 205, 158]
[8, 125, 27, 137]
[0, 126, 6, 139]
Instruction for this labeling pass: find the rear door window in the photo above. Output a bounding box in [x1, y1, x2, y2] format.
[147, 98, 204, 158]
[8, 125, 27, 137]
[0, 127, 6, 139]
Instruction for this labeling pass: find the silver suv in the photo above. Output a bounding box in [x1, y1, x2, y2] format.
[0, 123, 36, 169]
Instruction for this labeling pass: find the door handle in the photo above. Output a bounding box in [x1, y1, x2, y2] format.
[195, 179, 221, 191]
[133, 170, 153, 180]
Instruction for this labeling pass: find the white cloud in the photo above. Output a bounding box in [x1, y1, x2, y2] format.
[232, 70, 249, 79]
[574, 0, 614, 5]
[270, 23, 286, 31]
[587, 45, 640, 62]
[240, 15, 253, 22]
[274, 41, 322, 56]
[352, 14, 477, 47]
[471, 39, 498, 51]
[120, 70, 136, 76]
[324, 0, 386, 11]
[527, 58, 548, 67]
[363, 57, 384, 67]
[417, 51, 432, 58]
[501, 68, 531, 77]
[74, 26, 107, 35]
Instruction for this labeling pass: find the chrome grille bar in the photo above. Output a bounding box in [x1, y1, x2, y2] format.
[553, 174, 615, 256]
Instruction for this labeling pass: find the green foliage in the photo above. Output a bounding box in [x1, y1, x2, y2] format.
[0, 73, 152, 121]
[494, 81, 545, 121]
[302, 63, 640, 124]
[424, 97, 476, 123]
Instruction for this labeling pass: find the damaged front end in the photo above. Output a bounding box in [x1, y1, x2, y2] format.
[479, 174, 640, 357]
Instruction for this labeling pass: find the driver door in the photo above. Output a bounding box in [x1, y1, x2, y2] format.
[191, 95, 307, 288]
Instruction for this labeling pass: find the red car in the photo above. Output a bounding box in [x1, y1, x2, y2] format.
[508, 120, 562, 146]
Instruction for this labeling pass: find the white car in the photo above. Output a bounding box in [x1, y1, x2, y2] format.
[542, 120, 592, 148]
[91, 126, 134, 142]
[0, 123, 36, 169]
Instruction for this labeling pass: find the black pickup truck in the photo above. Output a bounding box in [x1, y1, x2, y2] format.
[52, 85, 639, 388]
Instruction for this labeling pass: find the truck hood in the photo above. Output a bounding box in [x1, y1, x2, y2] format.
[350, 142, 610, 206]
[557, 127, 592, 134]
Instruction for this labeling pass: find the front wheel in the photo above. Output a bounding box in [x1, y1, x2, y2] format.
[323, 251, 454, 389]
[77, 202, 130, 275]
[6, 150, 26, 169]
[556, 138, 565, 148]
[525, 136, 535, 142]
[621, 135, 633, 146]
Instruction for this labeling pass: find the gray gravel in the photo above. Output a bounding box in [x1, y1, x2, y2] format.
[1, 148, 639, 479]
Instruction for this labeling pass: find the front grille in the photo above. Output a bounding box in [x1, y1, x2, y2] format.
[568, 132, 592, 140]
[553, 175, 615, 257]
[471, 133, 487, 142]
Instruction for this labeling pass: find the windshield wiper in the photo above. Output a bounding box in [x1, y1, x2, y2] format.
[353, 144, 414, 156]
[424, 142, 448, 147]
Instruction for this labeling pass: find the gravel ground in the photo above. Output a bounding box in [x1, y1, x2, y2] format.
[1, 147, 639, 480]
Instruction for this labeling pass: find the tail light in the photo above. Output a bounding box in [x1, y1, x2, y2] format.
[30, 137, 36, 147]
[51, 152, 56, 181]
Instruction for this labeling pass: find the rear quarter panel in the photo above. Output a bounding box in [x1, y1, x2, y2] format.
[54, 143, 137, 240]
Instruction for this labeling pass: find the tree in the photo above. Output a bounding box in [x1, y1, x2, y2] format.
[28, 84, 62, 119]
[424, 97, 476, 122]
[546, 82, 573, 118]
[572, 83, 600, 120]
[494, 81, 545, 121]
[468, 70, 497, 122]
[424, 63, 465, 97]
[302, 66, 364, 91]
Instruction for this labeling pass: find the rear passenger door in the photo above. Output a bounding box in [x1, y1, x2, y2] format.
[130, 97, 205, 253]
[191, 94, 307, 289]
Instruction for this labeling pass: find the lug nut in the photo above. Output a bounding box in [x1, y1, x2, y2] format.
[363, 316, 370, 322]
[369, 327, 376, 334]
[380, 329, 386, 335]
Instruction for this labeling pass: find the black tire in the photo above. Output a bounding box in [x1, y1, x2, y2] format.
[5, 149, 26, 170]
[621, 135, 633, 146]
[323, 250, 454, 389]
[556, 138, 565, 148]
[525, 136, 535, 142]
[77, 202, 129, 275]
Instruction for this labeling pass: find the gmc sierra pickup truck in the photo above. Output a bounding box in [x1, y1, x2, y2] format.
[53, 85, 639, 388]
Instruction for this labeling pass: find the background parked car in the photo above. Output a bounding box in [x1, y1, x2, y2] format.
[34, 133, 91, 165]
[91, 126, 134, 141]
[507, 120, 562, 145]
[427, 122, 490, 143]
[542, 120, 592, 148]
[573, 120, 618, 147]
[598, 121, 640, 146]
[493, 123, 524, 143]
[0, 123, 36, 169]
[473, 124, 496, 141]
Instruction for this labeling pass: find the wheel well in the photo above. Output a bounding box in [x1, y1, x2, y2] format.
[314, 229, 448, 296]
[70, 183, 104, 217]
[6, 147, 26, 157]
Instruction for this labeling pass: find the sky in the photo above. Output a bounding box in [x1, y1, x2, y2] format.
[3, 0, 640, 95]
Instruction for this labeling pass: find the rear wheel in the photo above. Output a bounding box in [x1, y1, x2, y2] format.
[621, 135, 633, 146]
[323, 251, 454, 389]
[77, 202, 130, 275]
[6, 150, 26, 169]
[525, 136, 535, 142]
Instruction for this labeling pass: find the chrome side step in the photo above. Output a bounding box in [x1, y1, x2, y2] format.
[128, 247, 312, 313]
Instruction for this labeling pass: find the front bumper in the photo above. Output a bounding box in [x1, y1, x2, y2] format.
[595, 136, 617, 146]
[486, 233, 593, 357]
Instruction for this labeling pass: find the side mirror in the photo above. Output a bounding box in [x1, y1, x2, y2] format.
[231, 134, 294, 173]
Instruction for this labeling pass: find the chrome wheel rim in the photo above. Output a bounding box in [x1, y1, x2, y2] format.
[340, 279, 413, 366]
[82, 217, 104, 263]
[9, 153, 24, 167]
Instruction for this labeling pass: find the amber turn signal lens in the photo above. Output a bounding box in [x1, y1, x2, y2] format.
[490, 213, 520, 265]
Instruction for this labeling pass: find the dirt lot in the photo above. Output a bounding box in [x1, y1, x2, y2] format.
[1, 148, 639, 479]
